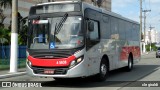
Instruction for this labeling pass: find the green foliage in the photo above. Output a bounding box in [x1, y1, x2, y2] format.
[0, 9, 6, 26]
[0, 0, 28, 46]
[18, 25, 28, 45]
[8, 13, 28, 45]
[0, 27, 11, 45]
[0, 24, 28, 46]
[145, 43, 157, 52]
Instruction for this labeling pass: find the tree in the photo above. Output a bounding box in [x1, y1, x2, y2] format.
[0, 0, 12, 28]
[0, 9, 6, 28]
[0, 27, 10, 45]
[0, 0, 11, 45]
[1, 0, 27, 46]
[0, 0, 12, 8]
[8, 12, 27, 45]
[0, 27, 10, 58]
[18, 23, 28, 45]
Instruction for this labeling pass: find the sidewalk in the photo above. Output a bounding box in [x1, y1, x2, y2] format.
[141, 51, 154, 56]
[0, 68, 26, 79]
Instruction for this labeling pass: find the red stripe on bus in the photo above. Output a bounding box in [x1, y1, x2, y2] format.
[28, 55, 76, 67]
[120, 46, 140, 61]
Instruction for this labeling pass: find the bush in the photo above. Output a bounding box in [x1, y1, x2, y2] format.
[145, 43, 157, 52]
[0, 25, 28, 45]
[0, 27, 11, 45]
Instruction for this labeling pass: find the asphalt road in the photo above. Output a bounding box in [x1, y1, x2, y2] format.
[1, 52, 160, 90]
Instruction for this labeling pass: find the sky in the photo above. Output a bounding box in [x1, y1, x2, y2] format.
[112, 0, 160, 32]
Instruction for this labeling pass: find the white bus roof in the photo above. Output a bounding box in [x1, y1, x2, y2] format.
[82, 2, 139, 24]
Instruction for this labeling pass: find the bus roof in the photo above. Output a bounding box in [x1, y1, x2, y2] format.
[82, 2, 139, 24]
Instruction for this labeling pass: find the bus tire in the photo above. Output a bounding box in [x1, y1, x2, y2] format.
[125, 55, 133, 72]
[95, 58, 109, 82]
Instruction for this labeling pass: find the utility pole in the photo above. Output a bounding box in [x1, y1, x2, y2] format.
[140, 0, 143, 55]
[155, 29, 157, 43]
[142, 10, 151, 53]
[149, 25, 154, 52]
[10, 0, 18, 73]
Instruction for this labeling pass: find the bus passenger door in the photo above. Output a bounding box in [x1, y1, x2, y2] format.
[110, 17, 119, 69]
[86, 19, 101, 75]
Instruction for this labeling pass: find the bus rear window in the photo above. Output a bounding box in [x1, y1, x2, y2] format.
[30, 4, 80, 15]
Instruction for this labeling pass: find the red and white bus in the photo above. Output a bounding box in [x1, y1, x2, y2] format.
[26, 1, 140, 81]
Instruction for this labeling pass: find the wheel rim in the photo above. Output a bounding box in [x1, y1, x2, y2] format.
[101, 64, 107, 76]
[129, 59, 132, 69]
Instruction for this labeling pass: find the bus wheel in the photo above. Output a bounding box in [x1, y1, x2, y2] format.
[125, 56, 133, 72]
[95, 58, 109, 82]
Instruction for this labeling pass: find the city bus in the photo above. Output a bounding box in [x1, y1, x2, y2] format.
[26, 1, 140, 81]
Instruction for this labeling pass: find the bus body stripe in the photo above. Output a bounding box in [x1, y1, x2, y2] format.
[120, 46, 140, 61]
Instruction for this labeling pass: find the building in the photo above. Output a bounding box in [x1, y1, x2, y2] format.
[46, 0, 111, 11]
[2, 0, 111, 28]
[144, 29, 159, 44]
[84, 0, 111, 11]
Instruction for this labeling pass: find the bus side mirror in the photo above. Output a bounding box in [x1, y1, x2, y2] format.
[88, 21, 94, 32]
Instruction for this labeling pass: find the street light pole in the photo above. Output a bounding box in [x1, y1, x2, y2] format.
[10, 0, 18, 73]
[142, 10, 151, 53]
[140, 0, 143, 55]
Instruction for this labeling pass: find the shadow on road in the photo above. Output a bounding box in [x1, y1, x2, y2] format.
[41, 65, 160, 88]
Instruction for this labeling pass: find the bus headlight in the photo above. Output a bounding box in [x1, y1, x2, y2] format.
[27, 59, 32, 68]
[69, 56, 84, 69]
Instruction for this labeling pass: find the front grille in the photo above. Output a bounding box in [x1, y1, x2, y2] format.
[32, 66, 68, 75]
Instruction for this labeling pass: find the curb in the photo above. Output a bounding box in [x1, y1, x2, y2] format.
[0, 72, 26, 79]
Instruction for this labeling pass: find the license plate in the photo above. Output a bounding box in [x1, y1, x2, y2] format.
[44, 69, 54, 74]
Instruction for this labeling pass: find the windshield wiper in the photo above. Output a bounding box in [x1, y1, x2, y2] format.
[53, 13, 68, 43]
[54, 13, 68, 34]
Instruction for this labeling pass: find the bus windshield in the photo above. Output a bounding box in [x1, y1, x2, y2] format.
[28, 16, 84, 49]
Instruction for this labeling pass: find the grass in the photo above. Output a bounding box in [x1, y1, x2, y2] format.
[0, 58, 26, 70]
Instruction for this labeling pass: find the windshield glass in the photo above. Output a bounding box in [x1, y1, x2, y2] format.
[28, 16, 84, 49]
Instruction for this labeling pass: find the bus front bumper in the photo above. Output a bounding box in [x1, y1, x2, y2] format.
[26, 60, 88, 78]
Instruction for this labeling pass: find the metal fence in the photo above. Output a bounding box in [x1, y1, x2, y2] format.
[0, 45, 26, 59]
